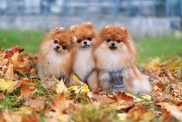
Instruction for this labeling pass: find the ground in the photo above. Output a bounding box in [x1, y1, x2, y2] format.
[0, 31, 181, 122]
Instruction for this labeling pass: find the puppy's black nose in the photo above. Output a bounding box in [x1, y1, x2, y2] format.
[84, 41, 87, 45]
[56, 46, 60, 50]
[111, 43, 115, 47]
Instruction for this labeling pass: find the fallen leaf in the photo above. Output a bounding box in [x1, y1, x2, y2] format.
[4, 64, 14, 80]
[24, 97, 45, 111]
[0, 79, 21, 92]
[158, 102, 182, 121]
[56, 79, 68, 94]
[93, 94, 116, 104]
[18, 83, 37, 100]
[51, 93, 75, 114]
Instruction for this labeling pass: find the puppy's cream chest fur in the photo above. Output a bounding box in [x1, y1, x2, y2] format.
[95, 45, 127, 71]
[73, 48, 95, 81]
[45, 50, 71, 77]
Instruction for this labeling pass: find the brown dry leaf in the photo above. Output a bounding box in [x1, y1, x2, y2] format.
[41, 78, 57, 90]
[18, 83, 37, 100]
[30, 68, 37, 78]
[2, 112, 22, 122]
[10, 52, 32, 74]
[51, 93, 76, 114]
[128, 104, 155, 122]
[24, 97, 45, 111]
[158, 102, 182, 121]
[4, 47, 24, 58]
[46, 93, 77, 122]
[4, 64, 14, 80]
[112, 92, 135, 111]
[22, 111, 39, 122]
[45, 112, 70, 122]
[93, 94, 116, 104]
[155, 82, 165, 90]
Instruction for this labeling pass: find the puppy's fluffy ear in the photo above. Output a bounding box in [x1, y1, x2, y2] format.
[104, 25, 111, 29]
[120, 27, 128, 33]
[57, 27, 65, 31]
[50, 27, 65, 34]
[70, 24, 79, 32]
[71, 36, 77, 43]
[83, 22, 94, 29]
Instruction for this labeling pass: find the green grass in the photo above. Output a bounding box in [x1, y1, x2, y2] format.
[0, 30, 44, 53]
[0, 30, 182, 63]
[135, 34, 182, 63]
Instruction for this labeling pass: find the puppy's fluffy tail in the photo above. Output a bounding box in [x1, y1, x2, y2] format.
[123, 66, 152, 94]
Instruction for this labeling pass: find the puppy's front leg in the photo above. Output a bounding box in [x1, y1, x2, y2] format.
[99, 71, 111, 91]
[87, 71, 98, 92]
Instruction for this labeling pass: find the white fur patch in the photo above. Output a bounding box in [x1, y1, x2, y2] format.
[45, 50, 70, 78]
[95, 43, 128, 71]
[73, 48, 95, 81]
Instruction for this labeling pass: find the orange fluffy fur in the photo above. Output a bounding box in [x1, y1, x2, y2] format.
[94, 26, 151, 94]
[38, 28, 74, 84]
[71, 22, 98, 91]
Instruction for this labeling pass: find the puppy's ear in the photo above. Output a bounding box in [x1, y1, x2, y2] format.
[70, 24, 79, 33]
[49, 27, 65, 37]
[83, 22, 94, 29]
[104, 25, 111, 29]
[120, 27, 128, 33]
[71, 36, 77, 44]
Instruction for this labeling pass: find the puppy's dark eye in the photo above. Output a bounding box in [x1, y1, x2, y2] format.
[87, 36, 92, 41]
[106, 38, 111, 43]
[62, 45, 67, 50]
[116, 39, 121, 43]
[54, 39, 58, 44]
[77, 39, 81, 43]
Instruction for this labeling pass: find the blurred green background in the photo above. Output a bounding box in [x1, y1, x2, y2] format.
[0, 30, 181, 64]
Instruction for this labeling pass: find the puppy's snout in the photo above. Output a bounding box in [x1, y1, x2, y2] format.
[56, 45, 60, 49]
[84, 41, 87, 45]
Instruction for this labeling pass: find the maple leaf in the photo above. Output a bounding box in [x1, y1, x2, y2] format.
[112, 92, 135, 111]
[51, 93, 76, 114]
[55, 79, 68, 94]
[18, 83, 37, 100]
[157, 102, 182, 121]
[128, 104, 155, 121]
[24, 97, 45, 111]
[0, 79, 21, 92]
[93, 94, 116, 104]
[4, 64, 14, 80]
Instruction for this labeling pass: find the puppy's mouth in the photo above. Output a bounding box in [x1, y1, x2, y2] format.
[82, 45, 90, 48]
[109, 46, 117, 50]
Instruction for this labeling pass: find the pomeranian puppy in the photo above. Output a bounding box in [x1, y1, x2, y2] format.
[94, 26, 151, 94]
[70, 22, 98, 91]
[38, 27, 74, 84]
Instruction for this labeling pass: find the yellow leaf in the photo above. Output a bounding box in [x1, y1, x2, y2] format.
[0, 79, 18, 91]
[83, 83, 89, 93]
[56, 79, 68, 94]
[144, 58, 161, 72]
[4, 64, 14, 80]
[73, 74, 82, 84]
[16, 107, 33, 115]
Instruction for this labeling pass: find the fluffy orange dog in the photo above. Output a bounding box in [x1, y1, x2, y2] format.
[38, 28, 74, 84]
[94, 26, 151, 94]
[71, 22, 98, 91]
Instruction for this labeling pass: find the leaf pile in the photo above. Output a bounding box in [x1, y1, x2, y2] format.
[0, 47, 181, 122]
